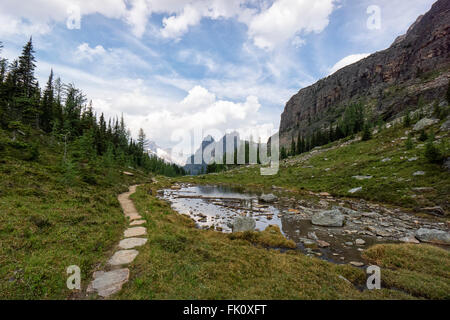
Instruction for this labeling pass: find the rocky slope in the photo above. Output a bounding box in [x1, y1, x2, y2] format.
[279, 0, 450, 147]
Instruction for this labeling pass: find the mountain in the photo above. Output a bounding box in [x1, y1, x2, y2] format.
[183, 132, 262, 175]
[279, 0, 450, 147]
[146, 141, 179, 165]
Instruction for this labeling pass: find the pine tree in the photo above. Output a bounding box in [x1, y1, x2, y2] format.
[447, 80, 450, 105]
[361, 123, 372, 141]
[290, 137, 296, 156]
[17, 37, 37, 98]
[41, 70, 54, 132]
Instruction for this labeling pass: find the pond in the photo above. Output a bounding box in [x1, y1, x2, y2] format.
[158, 184, 396, 265]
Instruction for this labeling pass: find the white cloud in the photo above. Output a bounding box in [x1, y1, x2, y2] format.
[329, 53, 370, 74]
[75, 43, 106, 62]
[248, 0, 336, 50]
[161, 5, 202, 39]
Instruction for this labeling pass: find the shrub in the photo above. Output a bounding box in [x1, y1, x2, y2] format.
[425, 137, 444, 164]
[361, 124, 372, 141]
[418, 130, 428, 142]
[403, 112, 411, 127]
[405, 135, 414, 150]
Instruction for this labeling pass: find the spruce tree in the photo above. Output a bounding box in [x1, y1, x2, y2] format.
[290, 137, 296, 156]
[41, 70, 54, 132]
[17, 37, 37, 98]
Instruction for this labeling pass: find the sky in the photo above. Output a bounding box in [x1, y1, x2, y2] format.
[0, 0, 436, 164]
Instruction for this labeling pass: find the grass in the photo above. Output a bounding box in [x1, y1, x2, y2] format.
[114, 181, 443, 300]
[0, 129, 151, 299]
[178, 119, 450, 215]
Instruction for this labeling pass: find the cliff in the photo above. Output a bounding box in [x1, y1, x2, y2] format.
[279, 0, 450, 147]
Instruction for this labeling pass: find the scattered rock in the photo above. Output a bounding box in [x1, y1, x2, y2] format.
[444, 158, 450, 171]
[381, 158, 391, 162]
[259, 194, 278, 203]
[399, 236, 420, 244]
[319, 192, 331, 196]
[87, 269, 130, 298]
[412, 187, 434, 193]
[307, 232, 318, 240]
[348, 187, 363, 194]
[408, 157, 418, 162]
[413, 118, 439, 131]
[130, 220, 146, 226]
[231, 216, 256, 232]
[345, 242, 353, 246]
[413, 171, 425, 176]
[440, 119, 450, 131]
[122, 171, 134, 176]
[108, 250, 139, 266]
[352, 176, 373, 180]
[350, 261, 365, 267]
[415, 228, 450, 245]
[118, 238, 148, 250]
[317, 240, 330, 248]
[422, 206, 445, 216]
[355, 238, 366, 245]
[312, 209, 345, 227]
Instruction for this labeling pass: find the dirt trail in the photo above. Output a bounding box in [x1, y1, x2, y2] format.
[86, 185, 148, 298]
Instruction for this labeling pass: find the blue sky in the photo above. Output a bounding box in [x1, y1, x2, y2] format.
[0, 0, 436, 163]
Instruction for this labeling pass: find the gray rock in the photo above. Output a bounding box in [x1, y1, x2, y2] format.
[355, 238, 366, 245]
[415, 228, 450, 245]
[381, 158, 391, 163]
[352, 176, 373, 180]
[231, 216, 256, 232]
[348, 187, 363, 194]
[118, 237, 148, 250]
[312, 209, 345, 227]
[444, 158, 450, 171]
[440, 119, 450, 131]
[259, 194, 278, 203]
[413, 171, 425, 176]
[124, 227, 147, 238]
[108, 250, 139, 266]
[413, 118, 439, 131]
[399, 236, 420, 244]
[87, 269, 129, 298]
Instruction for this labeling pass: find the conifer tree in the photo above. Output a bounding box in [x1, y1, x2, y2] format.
[41, 70, 54, 132]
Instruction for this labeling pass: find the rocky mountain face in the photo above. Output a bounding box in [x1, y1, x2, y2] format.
[279, 0, 450, 147]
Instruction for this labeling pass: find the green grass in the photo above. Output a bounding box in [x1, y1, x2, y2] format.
[363, 244, 450, 299]
[0, 129, 151, 299]
[178, 120, 450, 215]
[116, 182, 419, 300]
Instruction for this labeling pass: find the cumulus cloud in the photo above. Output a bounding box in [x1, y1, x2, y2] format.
[329, 53, 370, 74]
[248, 0, 336, 50]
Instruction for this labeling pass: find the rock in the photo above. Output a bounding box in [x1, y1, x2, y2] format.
[319, 192, 331, 196]
[317, 240, 330, 248]
[108, 250, 139, 266]
[355, 238, 366, 245]
[345, 242, 353, 246]
[408, 157, 418, 162]
[422, 206, 445, 216]
[231, 216, 256, 232]
[350, 261, 365, 267]
[126, 213, 142, 221]
[352, 176, 373, 180]
[87, 269, 129, 298]
[381, 158, 391, 163]
[399, 236, 420, 244]
[412, 187, 434, 193]
[312, 209, 346, 227]
[444, 158, 450, 171]
[130, 220, 146, 226]
[302, 239, 317, 249]
[413, 118, 439, 131]
[348, 187, 363, 194]
[124, 227, 147, 238]
[122, 171, 134, 176]
[415, 228, 450, 245]
[259, 194, 278, 203]
[413, 171, 425, 176]
[440, 119, 450, 131]
[118, 238, 148, 250]
[307, 232, 319, 240]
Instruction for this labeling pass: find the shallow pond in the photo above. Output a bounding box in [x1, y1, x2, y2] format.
[159, 184, 396, 265]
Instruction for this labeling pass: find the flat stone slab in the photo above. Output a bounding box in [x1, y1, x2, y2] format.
[87, 268, 129, 298]
[126, 213, 143, 221]
[108, 250, 139, 266]
[124, 227, 147, 238]
[130, 220, 146, 226]
[118, 237, 148, 249]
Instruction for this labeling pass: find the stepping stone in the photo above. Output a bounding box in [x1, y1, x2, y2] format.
[126, 213, 142, 221]
[130, 220, 146, 226]
[87, 268, 129, 298]
[119, 237, 148, 249]
[108, 250, 139, 266]
[124, 227, 147, 238]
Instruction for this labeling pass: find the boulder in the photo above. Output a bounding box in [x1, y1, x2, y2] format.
[415, 228, 450, 245]
[352, 176, 373, 180]
[440, 119, 450, 131]
[348, 187, 363, 194]
[312, 209, 345, 227]
[231, 216, 256, 232]
[259, 194, 278, 203]
[413, 118, 439, 131]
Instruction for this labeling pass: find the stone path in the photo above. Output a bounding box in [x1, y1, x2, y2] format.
[87, 185, 148, 298]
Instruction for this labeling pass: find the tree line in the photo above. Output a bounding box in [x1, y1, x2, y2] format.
[281, 102, 373, 159]
[0, 38, 185, 177]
